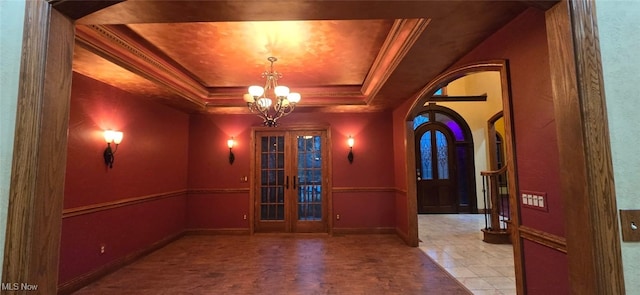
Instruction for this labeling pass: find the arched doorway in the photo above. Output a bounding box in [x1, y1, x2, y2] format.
[404, 60, 520, 291]
[413, 105, 476, 214]
[404, 61, 518, 248]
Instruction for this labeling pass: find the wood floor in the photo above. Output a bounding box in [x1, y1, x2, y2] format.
[72, 234, 471, 294]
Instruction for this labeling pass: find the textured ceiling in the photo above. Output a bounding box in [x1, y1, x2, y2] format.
[126, 20, 393, 87]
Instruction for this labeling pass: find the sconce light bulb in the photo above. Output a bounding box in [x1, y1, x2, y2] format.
[112, 131, 123, 145]
[227, 138, 235, 149]
[104, 129, 123, 144]
[347, 136, 355, 148]
[104, 130, 115, 143]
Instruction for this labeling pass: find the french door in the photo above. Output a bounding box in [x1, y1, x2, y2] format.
[253, 129, 329, 233]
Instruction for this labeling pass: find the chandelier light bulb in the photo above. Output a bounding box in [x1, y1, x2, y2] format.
[287, 92, 301, 104]
[248, 85, 264, 97]
[257, 97, 272, 109]
[274, 86, 290, 97]
[243, 93, 255, 103]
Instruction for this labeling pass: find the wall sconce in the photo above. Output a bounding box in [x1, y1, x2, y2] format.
[347, 135, 355, 164]
[103, 130, 123, 169]
[227, 137, 235, 165]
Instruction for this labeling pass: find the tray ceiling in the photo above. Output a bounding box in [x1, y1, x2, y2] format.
[66, 0, 558, 113]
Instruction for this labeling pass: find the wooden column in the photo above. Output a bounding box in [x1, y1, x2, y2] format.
[2, 1, 73, 293]
[546, 0, 625, 293]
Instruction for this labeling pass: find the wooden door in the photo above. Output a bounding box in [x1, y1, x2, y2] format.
[254, 130, 328, 233]
[415, 124, 458, 213]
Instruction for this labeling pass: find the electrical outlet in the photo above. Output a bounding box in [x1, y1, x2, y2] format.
[100, 244, 105, 254]
[243, 214, 247, 220]
[336, 214, 340, 220]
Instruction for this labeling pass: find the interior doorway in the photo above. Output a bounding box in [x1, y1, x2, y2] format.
[253, 128, 330, 233]
[404, 60, 519, 289]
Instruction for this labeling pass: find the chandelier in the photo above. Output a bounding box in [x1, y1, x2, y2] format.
[243, 57, 301, 127]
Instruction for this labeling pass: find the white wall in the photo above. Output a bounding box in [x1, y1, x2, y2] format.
[596, 0, 640, 293]
[0, 0, 26, 276]
[439, 71, 503, 209]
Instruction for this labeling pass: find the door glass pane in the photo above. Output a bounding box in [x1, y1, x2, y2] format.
[436, 130, 449, 179]
[413, 114, 430, 130]
[297, 135, 322, 221]
[260, 136, 285, 220]
[420, 131, 433, 179]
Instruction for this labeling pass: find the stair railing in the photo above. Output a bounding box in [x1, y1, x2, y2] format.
[480, 165, 511, 243]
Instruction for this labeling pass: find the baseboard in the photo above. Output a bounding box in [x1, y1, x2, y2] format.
[332, 227, 396, 235]
[184, 228, 251, 235]
[57, 231, 183, 295]
[395, 227, 411, 245]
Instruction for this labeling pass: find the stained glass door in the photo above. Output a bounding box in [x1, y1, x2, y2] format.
[254, 130, 328, 233]
[415, 123, 457, 213]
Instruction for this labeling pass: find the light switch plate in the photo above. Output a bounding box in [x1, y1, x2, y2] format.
[620, 210, 640, 242]
[521, 190, 548, 212]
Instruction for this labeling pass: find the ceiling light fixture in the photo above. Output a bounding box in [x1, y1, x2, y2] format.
[243, 57, 301, 127]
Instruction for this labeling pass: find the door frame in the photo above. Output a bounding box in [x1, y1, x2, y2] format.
[4, 1, 625, 293]
[249, 125, 333, 235]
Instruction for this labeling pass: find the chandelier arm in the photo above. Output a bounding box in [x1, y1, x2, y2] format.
[280, 105, 296, 116]
[257, 106, 272, 120]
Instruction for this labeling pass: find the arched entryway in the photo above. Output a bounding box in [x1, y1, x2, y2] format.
[402, 61, 521, 290]
[413, 105, 476, 214]
[404, 61, 518, 247]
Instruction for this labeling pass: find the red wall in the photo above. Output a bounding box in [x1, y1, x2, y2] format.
[59, 73, 189, 284]
[187, 111, 396, 230]
[187, 114, 257, 229]
[522, 240, 570, 294]
[452, 8, 568, 293]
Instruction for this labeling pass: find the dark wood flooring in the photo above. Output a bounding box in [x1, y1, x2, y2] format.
[72, 234, 471, 294]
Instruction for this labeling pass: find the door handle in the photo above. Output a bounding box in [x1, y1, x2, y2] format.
[293, 176, 297, 189]
[285, 176, 289, 189]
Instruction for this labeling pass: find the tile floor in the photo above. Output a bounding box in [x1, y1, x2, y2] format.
[418, 214, 516, 295]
